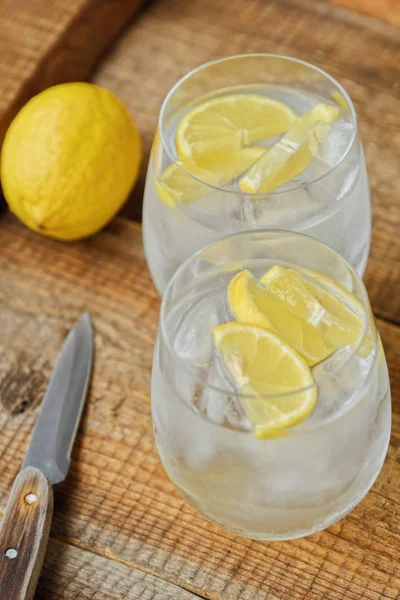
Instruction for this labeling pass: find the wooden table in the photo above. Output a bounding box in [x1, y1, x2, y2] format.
[0, 1, 399, 599]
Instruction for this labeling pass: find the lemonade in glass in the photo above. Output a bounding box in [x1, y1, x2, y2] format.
[152, 231, 390, 540]
[143, 54, 371, 294]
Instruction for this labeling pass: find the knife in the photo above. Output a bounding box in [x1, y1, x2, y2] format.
[0, 312, 93, 600]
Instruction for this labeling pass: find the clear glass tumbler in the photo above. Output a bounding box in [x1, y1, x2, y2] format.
[143, 53, 371, 294]
[151, 230, 390, 540]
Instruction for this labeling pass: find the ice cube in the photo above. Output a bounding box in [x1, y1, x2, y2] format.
[308, 347, 376, 425]
[316, 118, 354, 167]
[242, 187, 323, 228]
[291, 118, 356, 198]
[200, 351, 251, 431]
[171, 295, 223, 367]
[179, 186, 246, 233]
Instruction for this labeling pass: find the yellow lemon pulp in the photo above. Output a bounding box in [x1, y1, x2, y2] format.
[1, 83, 141, 240]
[228, 269, 333, 366]
[260, 266, 366, 351]
[155, 147, 265, 208]
[239, 103, 339, 193]
[331, 90, 351, 113]
[212, 323, 317, 439]
[289, 268, 374, 356]
[175, 93, 297, 164]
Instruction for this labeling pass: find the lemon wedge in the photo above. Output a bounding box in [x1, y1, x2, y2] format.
[331, 90, 350, 113]
[261, 266, 362, 347]
[212, 323, 317, 438]
[228, 270, 333, 366]
[155, 162, 216, 208]
[299, 269, 364, 320]
[176, 94, 297, 164]
[294, 268, 374, 356]
[260, 266, 373, 355]
[239, 103, 340, 193]
[156, 147, 266, 207]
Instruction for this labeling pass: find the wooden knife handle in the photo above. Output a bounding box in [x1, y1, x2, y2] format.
[0, 467, 53, 600]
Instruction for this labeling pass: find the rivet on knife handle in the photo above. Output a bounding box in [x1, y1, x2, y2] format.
[0, 467, 53, 600]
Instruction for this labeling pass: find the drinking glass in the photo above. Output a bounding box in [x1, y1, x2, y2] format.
[143, 53, 371, 294]
[151, 230, 390, 540]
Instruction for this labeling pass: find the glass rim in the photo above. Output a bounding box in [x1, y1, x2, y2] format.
[158, 52, 358, 198]
[160, 228, 376, 402]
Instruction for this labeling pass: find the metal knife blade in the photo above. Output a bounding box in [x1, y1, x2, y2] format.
[22, 312, 93, 484]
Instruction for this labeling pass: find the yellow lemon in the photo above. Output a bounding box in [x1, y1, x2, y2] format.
[1, 83, 141, 240]
[228, 269, 333, 366]
[156, 147, 265, 208]
[260, 266, 364, 349]
[212, 322, 317, 438]
[239, 103, 339, 193]
[279, 267, 374, 356]
[176, 93, 297, 164]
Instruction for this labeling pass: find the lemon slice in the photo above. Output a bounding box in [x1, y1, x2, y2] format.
[155, 146, 266, 207]
[296, 268, 374, 356]
[239, 103, 340, 193]
[299, 269, 364, 319]
[261, 266, 374, 357]
[331, 90, 350, 113]
[155, 162, 211, 208]
[228, 270, 333, 366]
[176, 94, 297, 164]
[212, 323, 317, 438]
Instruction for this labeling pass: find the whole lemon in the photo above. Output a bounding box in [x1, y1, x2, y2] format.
[1, 83, 141, 240]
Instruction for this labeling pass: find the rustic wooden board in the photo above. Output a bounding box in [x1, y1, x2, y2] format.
[39, 539, 199, 599]
[0, 213, 399, 600]
[0, 0, 400, 599]
[328, 0, 400, 26]
[0, 0, 146, 145]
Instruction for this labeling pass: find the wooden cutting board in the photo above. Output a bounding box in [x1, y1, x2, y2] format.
[0, 0, 146, 144]
[0, 1, 399, 600]
[328, 0, 400, 25]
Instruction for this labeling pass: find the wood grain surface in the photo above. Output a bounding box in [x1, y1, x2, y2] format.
[38, 539, 200, 599]
[0, 213, 399, 600]
[0, 0, 146, 146]
[327, 0, 400, 26]
[0, 0, 399, 599]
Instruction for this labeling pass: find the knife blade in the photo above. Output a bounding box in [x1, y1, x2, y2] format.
[22, 312, 93, 483]
[0, 313, 93, 600]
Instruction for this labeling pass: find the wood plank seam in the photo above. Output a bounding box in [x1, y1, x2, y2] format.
[49, 534, 214, 600]
[38, 536, 203, 599]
